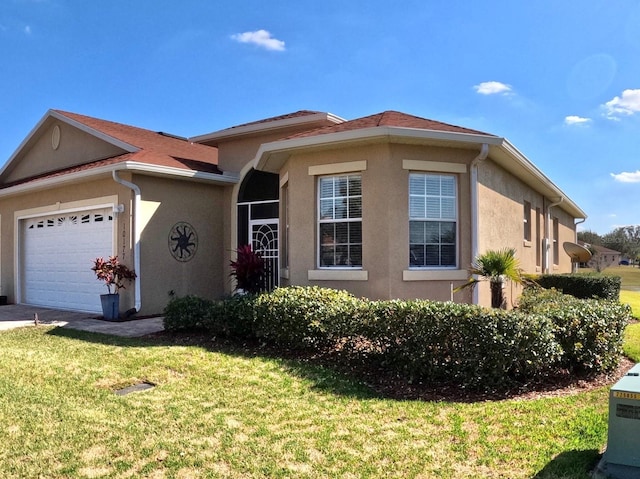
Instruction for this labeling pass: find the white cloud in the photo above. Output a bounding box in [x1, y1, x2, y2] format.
[603, 89, 640, 119]
[231, 29, 285, 51]
[564, 115, 591, 126]
[473, 81, 513, 95]
[611, 170, 640, 183]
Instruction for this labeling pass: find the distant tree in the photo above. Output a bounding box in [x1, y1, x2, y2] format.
[577, 230, 602, 246]
[602, 225, 640, 265]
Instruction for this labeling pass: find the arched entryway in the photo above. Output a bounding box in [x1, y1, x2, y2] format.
[237, 169, 280, 290]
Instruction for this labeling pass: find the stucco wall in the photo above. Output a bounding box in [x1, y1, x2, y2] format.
[205, 126, 329, 175]
[278, 141, 476, 303]
[3, 120, 125, 183]
[132, 174, 227, 313]
[0, 177, 134, 307]
[476, 159, 577, 307]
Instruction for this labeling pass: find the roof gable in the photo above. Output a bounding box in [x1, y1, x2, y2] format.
[0, 110, 220, 188]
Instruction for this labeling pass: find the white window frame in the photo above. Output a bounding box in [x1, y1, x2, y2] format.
[408, 172, 458, 269]
[317, 174, 362, 269]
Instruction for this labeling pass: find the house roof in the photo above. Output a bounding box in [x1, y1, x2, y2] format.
[190, 110, 345, 145]
[52, 110, 221, 171]
[286, 110, 493, 139]
[0, 110, 235, 194]
[253, 110, 587, 220]
[578, 241, 621, 255]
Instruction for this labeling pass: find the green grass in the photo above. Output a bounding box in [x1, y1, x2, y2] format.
[5, 268, 640, 478]
[0, 327, 616, 478]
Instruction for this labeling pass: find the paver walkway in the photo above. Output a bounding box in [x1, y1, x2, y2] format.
[0, 304, 164, 337]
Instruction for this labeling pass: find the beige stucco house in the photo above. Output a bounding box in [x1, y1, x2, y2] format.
[0, 109, 586, 316]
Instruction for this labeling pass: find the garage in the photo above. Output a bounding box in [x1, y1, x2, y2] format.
[20, 207, 114, 312]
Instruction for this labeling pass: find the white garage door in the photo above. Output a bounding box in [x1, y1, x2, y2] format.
[21, 208, 114, 313]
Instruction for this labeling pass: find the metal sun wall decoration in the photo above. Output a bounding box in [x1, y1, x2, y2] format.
[168, 221, 198, 262]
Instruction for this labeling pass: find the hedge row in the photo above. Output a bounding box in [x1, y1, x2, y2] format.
[534, 273, 621, 300]
[517, 287, 629, 373]
[163, 286, 631, 390]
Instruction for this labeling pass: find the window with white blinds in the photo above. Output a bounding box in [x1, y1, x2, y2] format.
[409, 173, 457, 268]
[318, 175, 362, 268]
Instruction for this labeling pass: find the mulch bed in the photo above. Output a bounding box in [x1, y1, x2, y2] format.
[145, 330, 633, 403]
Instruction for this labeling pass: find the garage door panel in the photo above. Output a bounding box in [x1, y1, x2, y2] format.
[21, 208, 114, 313]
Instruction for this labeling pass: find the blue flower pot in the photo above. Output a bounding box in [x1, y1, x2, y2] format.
[100, 294, 120, 321]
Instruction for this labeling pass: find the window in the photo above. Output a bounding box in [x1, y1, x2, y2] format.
[318, 175, 362, 267]
[409, 173, 457, 267]
[535, 207, 542, 267]
[552, 216, 559, 265]
[523, 201, 532, 242]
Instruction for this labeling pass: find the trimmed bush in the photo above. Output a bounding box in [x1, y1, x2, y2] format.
[163, 295, 214, 332]
[163, 285, 629, 390]
[351, 299, 561, 388]
[518, 287, 631, 373]
[205, 294, 257, 339]
[253, 286, 362, 349]
[534, 273, 621, 300]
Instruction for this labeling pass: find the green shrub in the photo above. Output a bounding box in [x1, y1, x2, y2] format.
[519, 287, 631, 373]
[352, 299, 561, 388]
[205, 294, 258, 339]
[535, 273, 621, 300]
[163, 285, 629, 390]
[163, 295, 214, 332]
[253, 286, 362, 349]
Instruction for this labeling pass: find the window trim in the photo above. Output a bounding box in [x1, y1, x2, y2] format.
[316, 173, 363, 269]
[552, 216, 559, 266]
[523, 200, 532, 245]
[408, 172, 459, 270]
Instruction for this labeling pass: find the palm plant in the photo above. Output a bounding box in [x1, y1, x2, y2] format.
[456, 248, 525, 309]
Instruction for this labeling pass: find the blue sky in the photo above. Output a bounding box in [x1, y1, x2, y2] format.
[1, 0, 639, 234]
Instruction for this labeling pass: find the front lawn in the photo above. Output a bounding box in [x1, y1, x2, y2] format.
[0, 326, 626, 478]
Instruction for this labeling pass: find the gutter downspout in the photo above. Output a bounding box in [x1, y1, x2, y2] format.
[112, 170, 142, 313]
[470, 143, 490, 305]
[572, 218, 587, 272]
[574, 218, 586, 242]
[544, 197, 564, 274]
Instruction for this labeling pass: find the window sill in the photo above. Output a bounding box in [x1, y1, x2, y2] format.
[523, 240, 532, 248]
[403, 269, 468, 281]
[308, 269, 368, 281]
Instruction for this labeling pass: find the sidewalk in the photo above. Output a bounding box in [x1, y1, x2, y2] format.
[0, 304, 164, 338]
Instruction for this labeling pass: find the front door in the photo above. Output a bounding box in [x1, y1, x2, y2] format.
[250, 217, 279, 291]
[238, 199, 279, 290]
[237, 169, 280, 291]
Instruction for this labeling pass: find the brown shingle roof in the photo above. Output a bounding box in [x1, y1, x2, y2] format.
[219, 110, 324, 131]
[286, 110, 495, 139]
[54, 110, 220, 171]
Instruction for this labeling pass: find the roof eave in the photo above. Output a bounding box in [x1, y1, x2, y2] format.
[491, 139, 587, 219]
[0, 162, 239, 197]
[190, 112, 346, 144]
[254, 126, 501, 172]
[254, 125, 587, 220]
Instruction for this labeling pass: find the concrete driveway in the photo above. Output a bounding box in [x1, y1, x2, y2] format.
[0, 304, 164, 338]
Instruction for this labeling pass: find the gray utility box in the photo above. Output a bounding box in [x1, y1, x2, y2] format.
[597, 363, 640, 479]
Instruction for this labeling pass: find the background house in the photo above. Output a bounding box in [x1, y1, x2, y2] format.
[579, 241, 622, 271]
[0, 109, 586, 315]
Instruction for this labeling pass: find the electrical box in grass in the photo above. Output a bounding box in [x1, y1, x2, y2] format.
[596, 363, 640, 479]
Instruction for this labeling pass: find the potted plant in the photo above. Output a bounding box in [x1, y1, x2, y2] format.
[91, 256, 137, 320]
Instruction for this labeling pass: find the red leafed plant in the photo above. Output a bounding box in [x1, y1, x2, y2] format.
[91, 256, 137, 294]
[230, 244, 265, 294]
